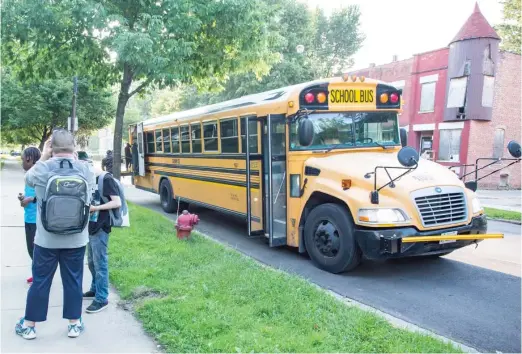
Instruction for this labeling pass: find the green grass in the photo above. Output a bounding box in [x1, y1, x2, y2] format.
[109, 203, 461, 353]
[484, 207, 521, 221]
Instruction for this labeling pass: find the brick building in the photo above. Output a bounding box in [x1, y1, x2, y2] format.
[349, 3, 521, 189]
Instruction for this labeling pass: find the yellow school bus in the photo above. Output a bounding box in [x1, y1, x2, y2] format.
[129, 76, 505, 273]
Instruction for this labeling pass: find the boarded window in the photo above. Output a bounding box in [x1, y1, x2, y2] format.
[482, 76, 495, 107]
[180, 126, 190, 153]
[155, 130, 162, 152]
[241, 117, 259, 153]
[439, 129, 462, 162]
[493, 128, 505, 159]
[447, 77, 467, 108]
[162, 128, 171, 153]
[203, 121, 218, 151]
[171, 127, 180, 153]
[220, 118, 239, 153]
[146, 132, 155, 153]
[191, 123, 202, 153]
[419, 82, 436, 112]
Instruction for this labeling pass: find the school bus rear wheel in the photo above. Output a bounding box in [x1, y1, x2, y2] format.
[160, 179, 177, 213]
[304, 203, 361, 273]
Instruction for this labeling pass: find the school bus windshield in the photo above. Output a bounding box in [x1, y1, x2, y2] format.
[290, 112, 400, 151]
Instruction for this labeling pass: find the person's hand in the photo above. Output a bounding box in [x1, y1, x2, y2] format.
[41, 139, 52, 161]
[21, 197, 34, 207]
[90, 205, 98, 212]
[18, 193, 24, 201]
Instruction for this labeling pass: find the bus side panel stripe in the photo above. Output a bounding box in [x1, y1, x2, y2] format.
[155, 170, 260, 189]
[145, 153, 263, 160]
[145, 162, 260, 176]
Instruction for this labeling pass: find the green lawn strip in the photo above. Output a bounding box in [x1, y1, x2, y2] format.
[110, 203, 460, 353]
[484, 207, 521, 221]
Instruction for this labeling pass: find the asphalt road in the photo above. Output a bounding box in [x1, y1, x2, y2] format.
[124, 183, 521, 353]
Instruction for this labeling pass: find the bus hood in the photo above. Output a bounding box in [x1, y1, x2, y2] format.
[306, 150, 465, 194]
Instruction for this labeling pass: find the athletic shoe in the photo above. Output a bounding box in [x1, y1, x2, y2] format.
[82, 290, 95, 299]
[26, 277, 33, 284]
[86, 300, 108, 313]
[68, 317, 85, 338]
[15, 318, 36, 340]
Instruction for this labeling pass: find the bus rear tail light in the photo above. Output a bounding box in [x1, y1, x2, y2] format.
[304, 92, 315, 104]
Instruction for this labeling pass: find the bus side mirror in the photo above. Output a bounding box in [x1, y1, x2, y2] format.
[298, 118, 314, 147]
[397, 146, 419, 167]
[400, 128, 408, 147]
[508, 140, 521, 158]
[464, 181, 478, 192]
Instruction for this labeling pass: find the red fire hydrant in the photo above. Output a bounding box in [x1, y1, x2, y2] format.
[175, 210, 199, 240]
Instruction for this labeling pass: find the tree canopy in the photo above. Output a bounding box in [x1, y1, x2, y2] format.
[1, 71, 114, 150]
[496, 0, 521, 54]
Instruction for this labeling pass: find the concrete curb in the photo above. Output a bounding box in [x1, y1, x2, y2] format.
[487, 217, 522, 225]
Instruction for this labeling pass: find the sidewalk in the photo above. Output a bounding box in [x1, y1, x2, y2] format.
[477, 190, 522, 212]
[1, 160, 158, 353]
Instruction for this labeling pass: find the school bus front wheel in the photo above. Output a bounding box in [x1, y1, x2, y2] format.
[304, 203, 362, 274]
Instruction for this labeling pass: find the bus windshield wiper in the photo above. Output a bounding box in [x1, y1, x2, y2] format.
[356, 141, 390, 150]
[325, 143, 350, 153]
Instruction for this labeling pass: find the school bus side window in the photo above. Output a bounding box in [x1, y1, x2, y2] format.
[171, 126, 180, 153]
[191, 123, 202, 153]
[241, 117, 258, 153]
[146, 132, 155, 153]
[155, 130, 162, 152]
[203, 121, 218, 151]
[220, 118, 239, 153]
[181, 125, 190, 153]
[162, 128, 171, 153]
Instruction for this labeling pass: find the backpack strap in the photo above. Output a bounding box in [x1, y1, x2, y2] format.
[59, 159, 74, 169]
[97, 172, 109, 203]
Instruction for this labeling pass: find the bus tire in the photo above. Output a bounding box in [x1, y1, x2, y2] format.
[160, 179, 177, 213]
[304, 203, 361, 273]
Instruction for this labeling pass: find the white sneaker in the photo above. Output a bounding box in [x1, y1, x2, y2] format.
[67, 317, 85, 338]
[15, 318, 36, 340]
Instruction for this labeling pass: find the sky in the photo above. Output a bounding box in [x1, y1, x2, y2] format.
[297, 0, 503, 71]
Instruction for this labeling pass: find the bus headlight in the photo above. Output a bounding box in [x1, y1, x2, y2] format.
[358, 208, 410, 225]
[472, 197, 483, 214]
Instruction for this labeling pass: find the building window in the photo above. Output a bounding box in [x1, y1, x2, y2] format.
[419, 82, 436, 112]
[146, 132, 155, 153]
[203, 121, 218, 152]
[493, 128, 505, 159]
[220, 118, 239, 153]
[438, 129, 462, 162]
[171, 127, 180, 153]
[482, 76, 495, 107]
[191, 123, 202, 153]
[447, 77, 468, 108]
[155, 130, 162, 152]
[241, 117, 259, 153]
[162, 128, 171, 153]
[180, 125, 190, 153]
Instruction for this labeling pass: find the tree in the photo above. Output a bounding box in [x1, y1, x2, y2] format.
[2, 0, 283, 178]
[178, 1, 364, 109]
[496, 0, 521, 54]
[1, 71, 114, 150]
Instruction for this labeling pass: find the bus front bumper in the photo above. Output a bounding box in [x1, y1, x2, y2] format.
[354, 215, 503, 260]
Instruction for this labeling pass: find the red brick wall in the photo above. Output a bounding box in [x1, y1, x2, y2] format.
[467, 51, 521, 189]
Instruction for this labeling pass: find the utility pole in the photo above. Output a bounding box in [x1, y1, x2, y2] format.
[69, 76, 78, 133]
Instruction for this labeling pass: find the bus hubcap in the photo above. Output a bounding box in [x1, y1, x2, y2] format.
[313, 220, 340, 257]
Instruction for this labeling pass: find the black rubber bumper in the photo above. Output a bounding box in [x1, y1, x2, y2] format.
[354, 215, 488, 260]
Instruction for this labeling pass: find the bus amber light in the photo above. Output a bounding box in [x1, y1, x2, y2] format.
[380, 93, 389, 104]
[317, 92, 327, 103]
[342, 179, 351, 190]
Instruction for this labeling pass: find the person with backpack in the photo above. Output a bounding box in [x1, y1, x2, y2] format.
[16, 129, 95, 340]
[83, 167, 122, 313]
[101, 150, 113, 174]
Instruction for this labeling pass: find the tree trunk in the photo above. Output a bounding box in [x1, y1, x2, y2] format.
[113, 64, 133, 180]
[38, 126, 51, 151]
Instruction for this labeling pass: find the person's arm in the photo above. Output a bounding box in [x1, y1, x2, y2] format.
[90, 195, 121, 211]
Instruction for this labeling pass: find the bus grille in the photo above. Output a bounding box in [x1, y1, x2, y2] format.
[415, 192, 467, 227]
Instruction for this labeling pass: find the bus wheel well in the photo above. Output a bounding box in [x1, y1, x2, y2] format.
[298, 192, 352, 253]
[159, 176, 171, 193]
